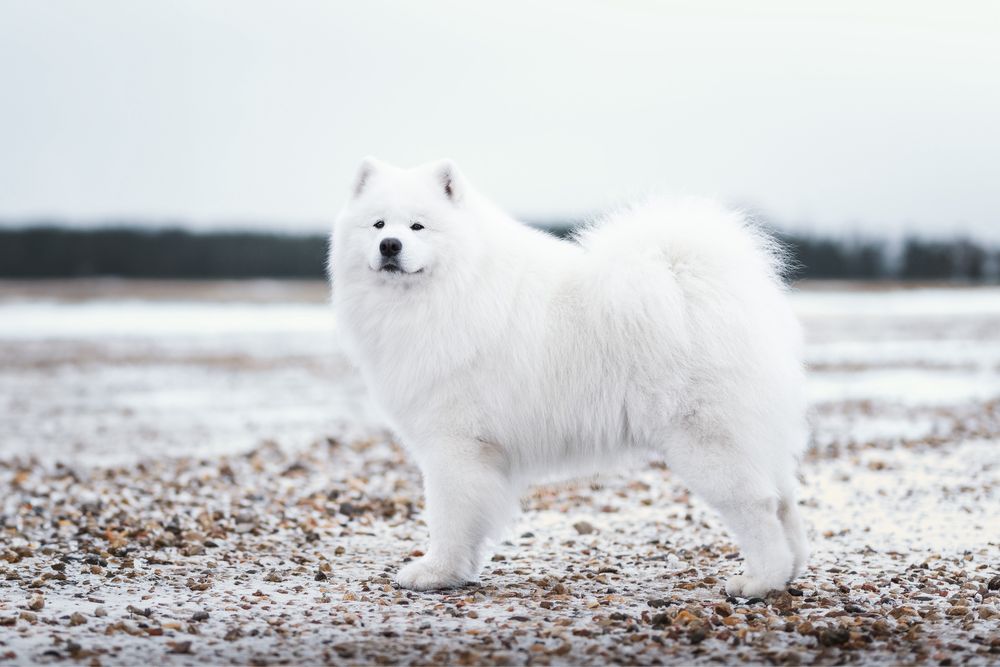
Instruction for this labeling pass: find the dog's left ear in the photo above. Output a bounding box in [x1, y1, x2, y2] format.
[353, 156, 386, 198]
[428, 159, 464, 204]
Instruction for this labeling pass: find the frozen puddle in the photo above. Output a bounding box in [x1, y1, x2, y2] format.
[0, 300, 335, 339]
[808, 438, 999, 552]
[808, 367, 1000, 405]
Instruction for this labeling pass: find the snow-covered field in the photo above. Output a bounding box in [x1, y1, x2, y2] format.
[1, 280, 998, 665]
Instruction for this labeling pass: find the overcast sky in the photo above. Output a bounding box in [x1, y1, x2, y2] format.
[1, 1, 998, 239]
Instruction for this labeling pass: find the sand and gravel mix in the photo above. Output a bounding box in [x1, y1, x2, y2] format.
[1, 281, 998, 665]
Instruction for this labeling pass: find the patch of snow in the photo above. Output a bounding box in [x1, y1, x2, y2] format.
[790, 287, 1000, 318]
[0, 301, 335, 339]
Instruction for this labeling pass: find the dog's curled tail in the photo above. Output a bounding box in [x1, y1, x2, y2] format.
[570, 196, 790, 291]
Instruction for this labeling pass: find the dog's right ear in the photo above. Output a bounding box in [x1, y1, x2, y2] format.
[352, 156, 382, 198]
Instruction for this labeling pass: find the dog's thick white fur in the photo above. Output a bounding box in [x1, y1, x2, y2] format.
[329, 158, 809, 598]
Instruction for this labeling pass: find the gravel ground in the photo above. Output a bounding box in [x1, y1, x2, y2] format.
[1, 280, 999, 665]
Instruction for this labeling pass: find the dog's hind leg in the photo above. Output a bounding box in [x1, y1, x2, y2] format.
[662, 436, 795, 598]
[777, 485, 810, 579]
[709, 493, 794, 598]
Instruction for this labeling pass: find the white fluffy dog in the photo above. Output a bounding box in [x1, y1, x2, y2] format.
[329, 158, 809, 597]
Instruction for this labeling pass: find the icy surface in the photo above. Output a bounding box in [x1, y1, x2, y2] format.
[0, 301, 335, 340]
[0, 280, 998, 665]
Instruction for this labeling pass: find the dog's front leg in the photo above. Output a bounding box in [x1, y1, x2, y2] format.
[396, 441, 514, 591]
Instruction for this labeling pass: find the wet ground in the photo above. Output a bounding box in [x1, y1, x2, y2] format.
[1, 280, 998, 665]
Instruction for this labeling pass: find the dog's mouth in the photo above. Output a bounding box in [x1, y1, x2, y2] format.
[377, 261, 423, 275]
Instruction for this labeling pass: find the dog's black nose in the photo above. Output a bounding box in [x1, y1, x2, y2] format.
[379, 237, 402, 258]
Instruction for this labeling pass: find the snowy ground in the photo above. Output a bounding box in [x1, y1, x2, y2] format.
[0, 280, 998, 665]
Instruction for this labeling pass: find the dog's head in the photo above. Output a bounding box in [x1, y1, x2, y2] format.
[331, 158, 482, 282]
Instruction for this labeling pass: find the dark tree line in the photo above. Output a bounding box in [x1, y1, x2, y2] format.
[0, 225, 997, 281]
[0, 227, 327, 279]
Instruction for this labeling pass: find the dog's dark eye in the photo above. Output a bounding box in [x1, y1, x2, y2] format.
[410, 223, 424, 231]
[373, 220, 385, 229]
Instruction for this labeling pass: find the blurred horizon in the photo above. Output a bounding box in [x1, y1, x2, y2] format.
[0, 209, 998, 242]
[3, 223, 998, 282]
[2, 1, 999, 241]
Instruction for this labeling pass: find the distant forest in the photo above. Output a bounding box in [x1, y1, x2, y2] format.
[1, 225, 998, 282]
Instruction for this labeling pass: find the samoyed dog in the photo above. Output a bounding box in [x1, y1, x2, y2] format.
[329, 158, 809, 597]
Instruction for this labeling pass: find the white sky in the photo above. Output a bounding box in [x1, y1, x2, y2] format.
[1, 1, 999, 239]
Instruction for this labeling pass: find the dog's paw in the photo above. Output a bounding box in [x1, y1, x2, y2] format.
[725, 574, 784, 598]
[396, 557, 471, 591]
